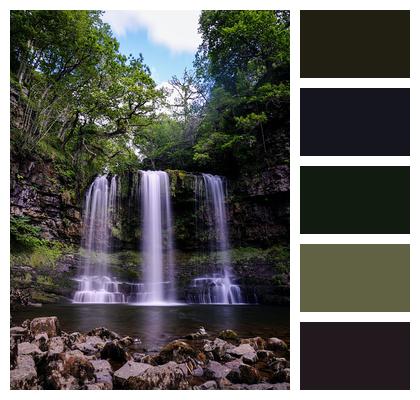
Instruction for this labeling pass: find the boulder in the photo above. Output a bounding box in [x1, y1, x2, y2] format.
[217, 329, 238, 341]
[18, 342, 42, 356]
[240, 337, 265, 350]
[226, 359, 259, 384]
[75, 335, 105, 355]
[227, 343, 256, 358]
[125, 361, 191, 389]
[34, 333, 49, 352]
[88, 327, 120, 341]
[157, 340, 197, 364]
[10, 355, 38, 389]
[10, 326, 29, 343]
[30, 316, 60, 338]
[100, 340, 130, 364]
[113, 361, 151, 388]
[184, 327, 208, 340]
[91, 359, 113, 389]
[242, 351, 258, 365]
[118, 336, 134, 347]
[203, 360, 231, 380]
[203, 338, 232, 361]
[48, 337, 65, 355]
[266, 337, 288, 351]
[197, 380, 217, 390]
[257, 350, 275, 361]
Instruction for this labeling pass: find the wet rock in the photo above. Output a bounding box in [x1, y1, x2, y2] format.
[184, 327, 208, 340]
[157, 340, 197, 364]
[227, 343, 256, 358]
[227, 382, 290, 390]
[30, 316, 60, 338]
[113, 361, 151, 388]
[48, 336, 65, 355]
[257, 350, 274, 361]
[91, 359, 113, 389]
[10, 355, 38, 389]
[203, 337, 232, 361]
[10, 337, 18, 369]
[242, 351, 258, 365]
[225, 359, 259, 384]
[192, 365, 204, 377]
[18, 341, 42, 356]
[240, 337, 265, 350]
[218, 329, 238, 341]
[88, 327, 120, 341]
[203, 360, 231, 380]
[76, 335, 105, 355]
[118, 336, 134, 347]
[100, 340, 130, 364]
[125, 361, 191, 389]
[44, 350, 95, 389]
[132, 352, 146, 362]
[266, 337, 288, 351]
[197, 380, 218, 390]
[34, 333, 49, 352]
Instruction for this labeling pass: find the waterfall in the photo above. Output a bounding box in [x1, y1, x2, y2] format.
[131, 171, 175, 304]
[73, 175, 126, 303]
[190, 174, 244, 304]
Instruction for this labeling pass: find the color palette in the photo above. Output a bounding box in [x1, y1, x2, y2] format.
[299, 9, 411, 391]
[300, 244, 410, 312]
[300, 10, 410, 78]
[300, 166, 410, 234]
[300, 322, 410, 389]
[300, 88, 410, 156]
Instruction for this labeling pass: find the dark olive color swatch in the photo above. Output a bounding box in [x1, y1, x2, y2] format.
[300, 166, 410, 234]
[300, 88, 410, 156]
[300, 322, 410, 389]
[300, 244, 410, 312]
[300, 10, 410, 78]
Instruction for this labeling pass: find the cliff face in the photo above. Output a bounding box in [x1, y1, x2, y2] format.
[10, 160, 289, 305]
[10, 158, 82, 243]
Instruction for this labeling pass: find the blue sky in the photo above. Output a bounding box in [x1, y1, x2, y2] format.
[102, 11, 201, 84]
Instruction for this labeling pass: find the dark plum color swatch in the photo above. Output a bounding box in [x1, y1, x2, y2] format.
[300, 10, 410, 78]
[300, 322, 410, 389]
[300, 88, 410, 156]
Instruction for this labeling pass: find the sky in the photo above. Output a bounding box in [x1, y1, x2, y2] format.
[102, 11, 201, 84]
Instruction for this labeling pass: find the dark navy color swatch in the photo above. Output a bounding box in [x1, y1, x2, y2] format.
[300, 88, 410, 156]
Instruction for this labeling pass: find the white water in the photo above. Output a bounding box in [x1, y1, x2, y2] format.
[191, 174, 244, 304]
[73, 175, 127, 303]
[132, 171, 176, 304]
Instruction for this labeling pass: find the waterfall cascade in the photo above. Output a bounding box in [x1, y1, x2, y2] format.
[189, 174, 244, 304]
[73, 175, 138, 303]
[130, 171, 176, 304]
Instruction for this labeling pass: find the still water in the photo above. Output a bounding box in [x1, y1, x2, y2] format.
[12, 304, 289, 350]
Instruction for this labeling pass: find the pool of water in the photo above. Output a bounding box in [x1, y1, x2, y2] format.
[12, 304, 289, 350]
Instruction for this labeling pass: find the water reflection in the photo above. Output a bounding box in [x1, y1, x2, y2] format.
[12, 304, 289, 349]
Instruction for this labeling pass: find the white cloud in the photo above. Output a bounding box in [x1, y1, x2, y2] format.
[103, 10, 201, 53]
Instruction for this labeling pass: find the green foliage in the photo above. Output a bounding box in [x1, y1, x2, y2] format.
[10, 216, 44, 249]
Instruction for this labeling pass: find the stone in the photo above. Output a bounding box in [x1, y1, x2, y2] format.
[240, 337, 265, 350]
[88, 327, 120, 341]
[157, 339, 197, 363]
[257, 350, 275, 361]
[10, 336, 18, 369]
[10, 355, 38, 389]
[113, 361, 151, 388]
[30, 316, 60, 338]
[18, 341, 42, 356]
[132, 352, 146, 362]
[203, 338, 232, 361]
[91, 359, 113, 389]
[203, 360, 231, 380]
[75, 335, 105, 355]
[226, 359, 259, 384]
[118, 336, 134, 347]
[242, 351, 258, 364]
[34, 333, 49, 351]
[192, 366, 204, 377]
[266, 337, 288, 351]
[227, 343, 256, 358]
[218, 329, 238, 341]
[227, 382, 290, 390]
[184, 326, 208, 340]
[125, 361, 191, 389]
[48, 336, 65, 355]
[100, 340, 129, 364]
[198, 380, 218, 390]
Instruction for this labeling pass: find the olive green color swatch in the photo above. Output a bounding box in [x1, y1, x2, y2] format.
[300, 166, 410, 234]
[300, 244, 410, 312]
[300, 10, 410, 78]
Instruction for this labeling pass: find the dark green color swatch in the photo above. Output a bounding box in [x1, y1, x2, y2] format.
[300, 166, 410, 234]
[300, 244, 410, 312]
[300, 10, 410, 78]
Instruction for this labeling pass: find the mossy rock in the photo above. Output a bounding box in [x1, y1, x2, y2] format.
[218, 329, 239, 341]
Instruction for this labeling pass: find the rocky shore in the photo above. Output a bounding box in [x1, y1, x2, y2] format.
[10, 316, 290, 390]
